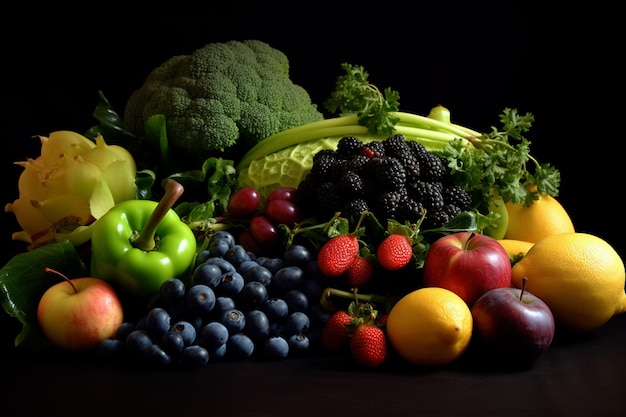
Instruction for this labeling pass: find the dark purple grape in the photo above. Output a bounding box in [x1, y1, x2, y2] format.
[227, 186, 261, 218]
[249, 215, 281, 247]
[266, 186, 300, 204]
[265, 199, 304, 227]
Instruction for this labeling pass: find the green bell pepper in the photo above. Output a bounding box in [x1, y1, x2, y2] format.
[90, 180, 197, 297]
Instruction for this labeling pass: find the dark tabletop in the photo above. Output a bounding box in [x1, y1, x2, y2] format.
[2, 3, 625, 417]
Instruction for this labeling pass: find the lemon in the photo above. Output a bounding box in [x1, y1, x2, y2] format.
[497, 239, 534, 264]
[386, 287, 473, 366]
[504, 193, 575, 243]
[511, 232, 626, 332]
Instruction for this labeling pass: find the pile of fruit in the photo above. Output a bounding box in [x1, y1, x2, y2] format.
[1, 40, 625, 372]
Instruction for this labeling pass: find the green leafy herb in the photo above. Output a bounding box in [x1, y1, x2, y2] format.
[324, 63, 401, 135]
[440, 108, 561, 212]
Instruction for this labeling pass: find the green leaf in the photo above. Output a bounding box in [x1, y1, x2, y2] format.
[0, 241, 88, 349]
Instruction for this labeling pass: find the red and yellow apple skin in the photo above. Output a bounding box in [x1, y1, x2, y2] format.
[422, 232, 512, 306]
[37, 277, 124, 350]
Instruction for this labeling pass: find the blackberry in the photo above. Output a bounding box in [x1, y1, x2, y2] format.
[396, 196, 425, 223]
[409, 181, 444, 213]
[401, 153, 421, 183]
[374, 190, 403, 219]
[309, 151, 339, 181]
[342, 198, 370, 221]
[407, 140, 429, 157]
[418, 152, 448, 182]
[315, 181, 343, 220]
[363, 141, 385, 158]
[336, 136, 364, 158]
[345, 154, 370, 174]
[367, 156, 406, 190]
[338, 170, 365, 196]
[423, 203, 459, 229]
[443, 185, 472, 211]
[383, 134, 411, 159]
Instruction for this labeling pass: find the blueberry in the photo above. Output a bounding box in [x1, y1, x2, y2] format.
[200, 321, 229, 349]
[257, 257, 285, 275]
[160, 278, 186, 305]
[180, 345, 209, 368]
[223, 244, 251, 266]
[98, 338, 125, 360]
[272, 266, 305, 294]
[210, 230, 236, 248]
[217, 271, 245, 297]
[237, 259, 260, 275]
[284, 312, 310, 336]
[208, 343, 227, 361]
[284, 289, 309, 313]
[160, 331, 185, 355]
[195, 249, 211, 266]
[238, 281, 268, 311]
[145, 307, 171, 339]
[125, 330, 153, 356]
[227, 333, 255, 360]
[283, 244, 312, 267]
[169, 320, 197, 346]
[204, 257, 236, 274]
[288, 333, 310, 355]
[262, 336, 289, 361]
[212, 296, 236, 318]
[262, 297, 289, 322]
[208, 238, 231, 257]
[220, 308, 246, 335]
[115, 322, 136, 341]
[185, 284, 216, 316]
[244, 310, 270, 343]
[193, 263, 223, 288]
[144, 344, 171, 367]
[244, 264, 273, 287]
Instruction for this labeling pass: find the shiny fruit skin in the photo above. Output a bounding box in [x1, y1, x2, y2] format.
[227, 187, 261, 218]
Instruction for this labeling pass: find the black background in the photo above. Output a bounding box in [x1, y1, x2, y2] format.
[2, 2, 625, 416]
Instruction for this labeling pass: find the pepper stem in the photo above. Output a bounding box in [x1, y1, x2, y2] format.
[132, 179, 184, 252]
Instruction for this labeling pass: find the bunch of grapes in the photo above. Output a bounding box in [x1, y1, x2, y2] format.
[98, 231, 331, 369]
[226, 186, 305, 256]
[296, 135, 473, 229]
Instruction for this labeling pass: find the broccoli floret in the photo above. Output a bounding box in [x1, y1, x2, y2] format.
[123, 40, 324, 159]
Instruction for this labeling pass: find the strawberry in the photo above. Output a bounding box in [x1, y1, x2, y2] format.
[345, 255, 374, 287]
[317, 235, 360, 276]
[321, 309, 353, 350]
[376, 233, 413, 271]
[349, 323, 387, 367]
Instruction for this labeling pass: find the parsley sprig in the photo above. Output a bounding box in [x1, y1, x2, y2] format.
[441, 108, 561, 212]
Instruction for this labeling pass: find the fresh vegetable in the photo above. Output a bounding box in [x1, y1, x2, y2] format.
[90, 180, 197, 298]
[5, 130, 137, 249]
[123, 39, 324, 163]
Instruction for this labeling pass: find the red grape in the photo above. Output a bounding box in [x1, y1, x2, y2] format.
[228, 187, 260, 217]
[265, 199, 304, 227]
[249, 215, 281, 247]
[266, 187, 300, 204]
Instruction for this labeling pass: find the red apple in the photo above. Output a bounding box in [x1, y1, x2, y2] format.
[422, 232, 512, 306]
[470, 278, 555, 367]
[37, 268, 124, 350]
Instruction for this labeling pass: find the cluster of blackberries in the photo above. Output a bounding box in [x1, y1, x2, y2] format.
[297, 135, 472, 229]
